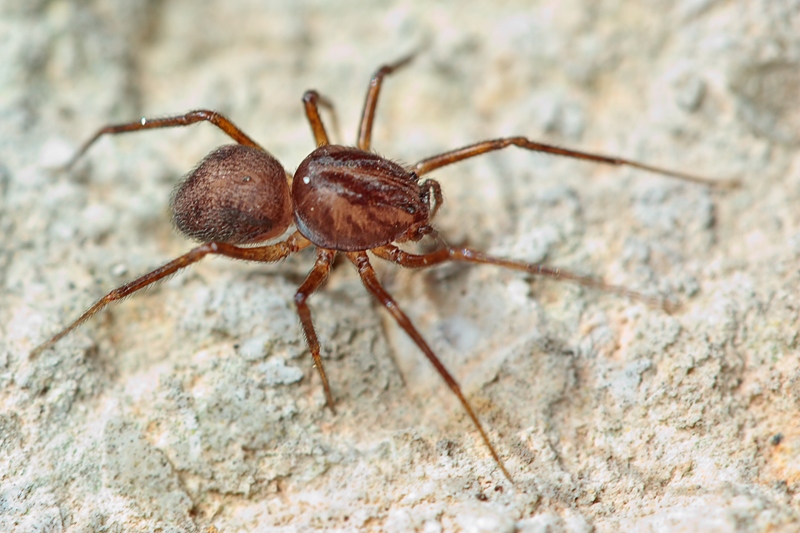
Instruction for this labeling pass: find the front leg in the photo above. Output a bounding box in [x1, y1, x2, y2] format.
[371, 244, 673, 311]
[411, 136, 738, 188]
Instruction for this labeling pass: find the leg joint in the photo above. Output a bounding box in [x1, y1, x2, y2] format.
[294, 291, 309, 306]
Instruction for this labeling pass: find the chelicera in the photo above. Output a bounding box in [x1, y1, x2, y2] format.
[32, 56, 734, 482]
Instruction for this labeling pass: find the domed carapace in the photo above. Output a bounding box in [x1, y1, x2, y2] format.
[292, 145, 428, 251]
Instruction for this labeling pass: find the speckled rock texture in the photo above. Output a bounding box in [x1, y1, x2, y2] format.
[2, 1, 800, 531]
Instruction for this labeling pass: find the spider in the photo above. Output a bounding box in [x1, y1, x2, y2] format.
[32, 55, 734, 482]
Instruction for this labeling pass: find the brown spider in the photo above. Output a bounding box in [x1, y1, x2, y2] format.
[32, 55, 734, 482]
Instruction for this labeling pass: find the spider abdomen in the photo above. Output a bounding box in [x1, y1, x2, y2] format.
[292, 145, 428, 251]
[172, 144, 292, 244]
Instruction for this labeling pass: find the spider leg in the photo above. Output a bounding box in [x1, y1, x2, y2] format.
[371, 244, 674, 311]
[63, 110, 267, 170]
[294, 249, 337, 413]
[31, 232, 311, 358]
[346, 251, 513, 482]
[311, 93, 344, 145]
[412, 137, 739, 188]
[357, 53, 416, 151]
[302, 91, 333, 147]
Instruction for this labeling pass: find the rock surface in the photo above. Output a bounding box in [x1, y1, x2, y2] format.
[2, 1, 799, 531]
